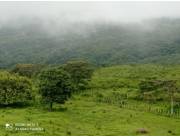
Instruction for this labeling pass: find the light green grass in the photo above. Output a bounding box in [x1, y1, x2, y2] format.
[90, 64, 180, 89]
[0, 98, 180, 135]
[0, 64, 180, 135]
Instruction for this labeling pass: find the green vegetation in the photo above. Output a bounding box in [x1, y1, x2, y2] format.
[1, 18, 180, 68]
[0, 71, 33, 105]
[0, 99, 179, 136]
[11, 64, 44, 78]
[63, 60, 94, 90]
[0, 64, 179, 135]
[39, 67, 74, 111]
[139, 79, 179, 114]
[1, 9, 180, 136]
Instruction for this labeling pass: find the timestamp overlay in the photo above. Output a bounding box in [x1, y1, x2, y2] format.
[5, 122, 44, 131]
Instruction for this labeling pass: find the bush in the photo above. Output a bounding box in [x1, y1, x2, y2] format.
[63, 60, 94, 90]
[0, 71, 33, 105]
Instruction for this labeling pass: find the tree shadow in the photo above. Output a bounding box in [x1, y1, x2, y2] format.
[0, 102, 31, 109]
[45, 106, 68, 112]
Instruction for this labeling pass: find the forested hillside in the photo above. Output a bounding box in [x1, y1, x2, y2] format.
[1, 17, 180, 68]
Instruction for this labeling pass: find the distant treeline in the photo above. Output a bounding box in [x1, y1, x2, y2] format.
[1, 18, 180, 68]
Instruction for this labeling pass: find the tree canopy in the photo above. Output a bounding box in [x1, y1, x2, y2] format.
[39, 67, 74, 111]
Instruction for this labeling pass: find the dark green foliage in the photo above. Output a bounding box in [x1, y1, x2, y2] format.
[11, 64, 44, 77]
[63, 60, 94, 90]
[1, 18, 180, 68]
[0, 71, 33, 105]
[38, 67, 74, 111]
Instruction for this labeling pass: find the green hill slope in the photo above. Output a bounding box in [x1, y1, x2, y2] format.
[0, 65, 180, 135]
[90, 64, 180, 89]
[1, 18, 180, 68]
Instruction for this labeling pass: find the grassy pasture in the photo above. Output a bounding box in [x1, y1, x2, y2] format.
[0, 64, 180, 135]
[0, 99, 180, 135]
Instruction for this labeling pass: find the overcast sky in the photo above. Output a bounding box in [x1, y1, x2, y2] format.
[0, 2, 180, 23]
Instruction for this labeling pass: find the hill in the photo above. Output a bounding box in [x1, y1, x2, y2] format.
[1, 18, 180, 68]
[0, 64, 180, 135]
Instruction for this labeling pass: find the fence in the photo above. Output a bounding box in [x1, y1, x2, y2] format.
[79, 90, 180, 118]
[95, 96, 180, 119]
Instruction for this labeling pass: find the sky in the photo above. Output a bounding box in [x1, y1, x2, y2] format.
[0, 2, 180, 23]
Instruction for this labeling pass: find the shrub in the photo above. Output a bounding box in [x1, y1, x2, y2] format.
[0, 71, 33, 105]
[63, 60, 94, 90]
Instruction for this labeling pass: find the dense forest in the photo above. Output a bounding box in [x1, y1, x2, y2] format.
[1, 17, 180, 68]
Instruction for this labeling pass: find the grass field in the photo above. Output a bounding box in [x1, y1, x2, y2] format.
[0, 64, 180, 135]
[0, 98, 180, 135]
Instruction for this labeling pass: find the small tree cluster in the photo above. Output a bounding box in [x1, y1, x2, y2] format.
[38, 60, 94, 111]
[0, 71, 33, 105]
[0, 60, 93, 110]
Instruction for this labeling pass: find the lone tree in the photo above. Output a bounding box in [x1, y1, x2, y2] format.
[39, 68, 74, 111]
[63, 60, 94, 90]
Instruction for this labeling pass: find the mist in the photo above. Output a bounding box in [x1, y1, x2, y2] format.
[1, 2, 180, 68]
[0, 2, 180, 24]
[0, 1, 180, 37]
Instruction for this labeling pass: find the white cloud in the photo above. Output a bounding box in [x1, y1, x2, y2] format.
[0, 2, 180, 23]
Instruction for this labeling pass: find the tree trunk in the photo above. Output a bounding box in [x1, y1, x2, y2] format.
[49, 102, 53, 112]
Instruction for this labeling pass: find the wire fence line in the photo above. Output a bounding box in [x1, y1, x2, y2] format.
[79, 90, 180, 118]
[95, 97, 180, 119]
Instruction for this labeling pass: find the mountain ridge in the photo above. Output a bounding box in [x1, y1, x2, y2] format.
[1, 17, 180, 68]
